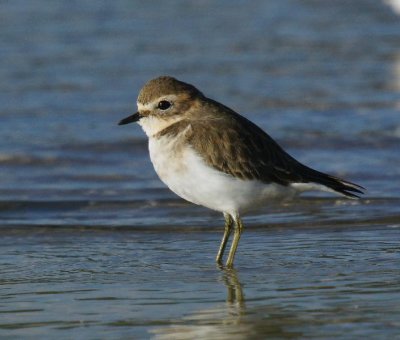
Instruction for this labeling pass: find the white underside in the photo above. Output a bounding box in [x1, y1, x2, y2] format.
[148, 133, 336, 216]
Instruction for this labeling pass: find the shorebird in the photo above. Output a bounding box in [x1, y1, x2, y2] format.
[119, 76, 364, 267]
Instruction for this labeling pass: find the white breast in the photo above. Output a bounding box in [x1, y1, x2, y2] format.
[148, 133, 297, 216]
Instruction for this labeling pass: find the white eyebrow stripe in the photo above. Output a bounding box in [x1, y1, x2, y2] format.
[137, 102, 153, 111]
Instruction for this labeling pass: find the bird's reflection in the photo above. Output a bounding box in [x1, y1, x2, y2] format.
[220, 267, 245, 308]
[149, 267, 302, 339]
[149, 267, 248, 339]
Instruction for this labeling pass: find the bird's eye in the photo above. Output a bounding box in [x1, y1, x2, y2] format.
[157, 100, 171, 110]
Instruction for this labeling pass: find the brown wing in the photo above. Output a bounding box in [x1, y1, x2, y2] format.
[186, 99, 364, 197]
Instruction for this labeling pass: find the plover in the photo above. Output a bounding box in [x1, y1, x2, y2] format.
[119, 76, 364, 267]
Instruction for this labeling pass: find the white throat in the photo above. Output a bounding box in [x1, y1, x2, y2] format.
[138, 115, 184, 137]
[137, 99, 183, 137]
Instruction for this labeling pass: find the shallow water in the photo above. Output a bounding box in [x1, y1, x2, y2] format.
[1, 0, 400, 338]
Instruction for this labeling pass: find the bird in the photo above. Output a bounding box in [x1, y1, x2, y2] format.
[118, 76, 364, 268]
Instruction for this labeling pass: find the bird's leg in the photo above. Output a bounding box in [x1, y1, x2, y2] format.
[216, 213, 233, 264]
[225, 214, 243, 268]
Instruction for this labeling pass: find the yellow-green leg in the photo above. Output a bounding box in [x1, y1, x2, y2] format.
[226, 214, 243, 268]
[216, 213, 233, 263]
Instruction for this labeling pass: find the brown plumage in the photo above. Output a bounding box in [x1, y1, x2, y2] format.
[119, 75, 365, 268]
[155, 94, 364, 198]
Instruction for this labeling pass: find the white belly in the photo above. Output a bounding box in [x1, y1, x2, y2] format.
[148, 135, 296, 216]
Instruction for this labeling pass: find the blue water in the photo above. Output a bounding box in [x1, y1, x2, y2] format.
[1, 0, 400, 338]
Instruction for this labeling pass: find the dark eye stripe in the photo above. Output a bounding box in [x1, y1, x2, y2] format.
[158, 100, 171, 110]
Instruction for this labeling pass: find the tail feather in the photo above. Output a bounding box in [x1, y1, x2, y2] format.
[300, 166, 365, 198]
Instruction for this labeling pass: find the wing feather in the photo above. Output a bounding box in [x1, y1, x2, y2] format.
[185, 99, 364, 198]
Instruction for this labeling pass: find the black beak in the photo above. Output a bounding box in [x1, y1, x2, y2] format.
[118, 112, 142, 125]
